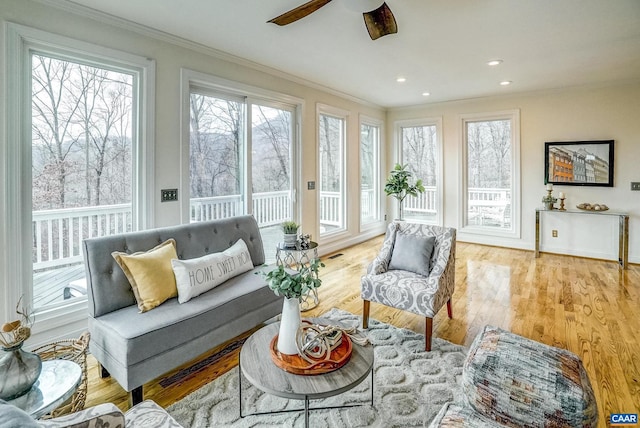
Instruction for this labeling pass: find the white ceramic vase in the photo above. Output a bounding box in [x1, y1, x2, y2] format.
[277, 297, 301, 355]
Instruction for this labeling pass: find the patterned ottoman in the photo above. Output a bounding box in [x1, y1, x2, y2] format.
[430, 325, 598, 427]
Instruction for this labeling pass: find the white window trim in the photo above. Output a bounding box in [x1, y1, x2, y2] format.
[179, 68, 304, 224]
[316, 103, 349, 243]
[359, 114, 385, 233]
[2, 23, 155, 345]
[393, 117, 444, 226]
[459, 109, 521, 239]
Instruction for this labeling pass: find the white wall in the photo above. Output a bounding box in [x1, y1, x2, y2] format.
[387, 82, 640, 264]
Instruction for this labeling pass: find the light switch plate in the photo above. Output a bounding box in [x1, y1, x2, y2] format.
[161, 189, 178, 202]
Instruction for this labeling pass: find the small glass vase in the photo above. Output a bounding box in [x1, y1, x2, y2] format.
[0, 342, 42, 400]
[277, 297, 301, 355]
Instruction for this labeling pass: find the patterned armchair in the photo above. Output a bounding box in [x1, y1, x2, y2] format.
[361, 221, 456, 351]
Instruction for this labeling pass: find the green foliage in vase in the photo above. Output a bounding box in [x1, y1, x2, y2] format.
[384, 163, 425, 204]
[281, 221, 300, 234]
[263, 258, 324, 300]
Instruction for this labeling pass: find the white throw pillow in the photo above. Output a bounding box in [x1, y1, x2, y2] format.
[171, 239, 254, 304]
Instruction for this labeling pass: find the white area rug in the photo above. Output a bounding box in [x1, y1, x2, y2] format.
[167, 308, 467, 427]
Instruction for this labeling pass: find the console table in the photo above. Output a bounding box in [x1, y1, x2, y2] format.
[535, 208, 629, 269]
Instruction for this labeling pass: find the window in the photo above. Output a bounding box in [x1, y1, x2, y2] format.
[31, 54, 136, 310]
[360, 117, 382, 228]
[395, 118, 443, 224]
[189, 91, 245, 221]
[461, 110, 520, 237]
[183, 70, 300, 261]
[318, 105, 347, 237]
[4, 24, 154, 326]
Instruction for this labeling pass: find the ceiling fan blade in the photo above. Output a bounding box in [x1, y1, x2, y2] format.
[268, 0, 333, 26]
[363, 2, 397, 40]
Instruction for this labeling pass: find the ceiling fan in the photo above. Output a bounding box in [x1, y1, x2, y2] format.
[268, 0, 398, 40]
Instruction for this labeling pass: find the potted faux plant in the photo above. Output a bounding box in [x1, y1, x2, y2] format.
[384, 163, 425, 220]
[281, 220, 300, 248]
[263, 258, 324, 355]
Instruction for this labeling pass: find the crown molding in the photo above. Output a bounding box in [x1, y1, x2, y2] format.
[32, 0, 382, 109]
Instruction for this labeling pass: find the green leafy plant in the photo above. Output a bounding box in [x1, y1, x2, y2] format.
[263, 258, 325, 300]
[281, 221, 300, 234]
[384, 163, 425, 218]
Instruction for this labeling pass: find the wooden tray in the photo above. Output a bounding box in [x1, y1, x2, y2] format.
[270, 332, 352, 375]
[576, 205, 609, 212]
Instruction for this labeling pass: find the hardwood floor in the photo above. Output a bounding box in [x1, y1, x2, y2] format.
[85, 237, 639, 427]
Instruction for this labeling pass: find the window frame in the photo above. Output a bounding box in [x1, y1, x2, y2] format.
[3, 23, 155, 340]
[180, 68, 303, 225]
[359, 115, 384, 232]
[393, 117, 444, 226]
[459, 109, 521, 238]
[316, 103, 349, 241]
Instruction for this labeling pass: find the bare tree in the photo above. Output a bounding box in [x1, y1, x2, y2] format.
[252, 105, 291, 192]
[32, 56, 85, 208]
[319, 114, 341, 192]
[189, 94, 242, 198]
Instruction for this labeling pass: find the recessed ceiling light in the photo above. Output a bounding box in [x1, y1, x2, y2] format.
[422, 92, 430, 97]
[487, 59, 503, 66]
[500, 80, 512, 86]
[396, 77, 406, 83]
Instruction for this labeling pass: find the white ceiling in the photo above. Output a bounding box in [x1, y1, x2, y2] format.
[65, 0, 640, 108]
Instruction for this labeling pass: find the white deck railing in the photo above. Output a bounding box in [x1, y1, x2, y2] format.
[403, 186, 438, 215]
[32, 204, 132, 269]
[32, 187, 510, 270]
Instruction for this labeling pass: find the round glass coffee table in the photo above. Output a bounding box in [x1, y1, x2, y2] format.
[239, 319, 374, 428]
[8, 359, 81, 419]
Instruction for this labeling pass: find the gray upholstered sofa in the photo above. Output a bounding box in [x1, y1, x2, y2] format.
[82, 215, 282, 406]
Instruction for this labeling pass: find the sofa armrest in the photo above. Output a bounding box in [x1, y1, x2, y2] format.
[38, 403, 124, 428]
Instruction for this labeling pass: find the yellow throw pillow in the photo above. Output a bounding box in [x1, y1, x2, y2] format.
[112, 239, 178, 312]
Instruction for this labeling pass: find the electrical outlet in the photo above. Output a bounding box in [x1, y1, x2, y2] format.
[631, 182, 640, 191]
[307, 181, 316, 190]
[552, 229, 558, 238]
[161, 189, 178, 202]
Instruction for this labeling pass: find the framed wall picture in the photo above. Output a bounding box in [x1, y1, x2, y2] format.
[544, 140, 614, 187]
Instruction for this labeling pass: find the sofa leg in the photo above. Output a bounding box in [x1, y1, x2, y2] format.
[362, 300, 370, 329]
[425, 317, 433, 352]
[129, 386, 143, 407]
[98, 363, 110, 379]
[447, 299, 453, 319]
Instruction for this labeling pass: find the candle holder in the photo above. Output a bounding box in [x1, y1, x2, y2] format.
[558, 197, 566, 211]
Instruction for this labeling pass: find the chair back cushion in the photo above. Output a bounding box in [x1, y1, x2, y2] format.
[388, 233, 436, 276]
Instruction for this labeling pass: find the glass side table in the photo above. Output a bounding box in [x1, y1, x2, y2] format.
[8, 359, 82, 419]
[275, 241, 319, 311]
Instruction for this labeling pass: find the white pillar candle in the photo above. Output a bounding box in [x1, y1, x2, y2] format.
[546, 184, 553, 191]
[559, 192, 565, 199]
